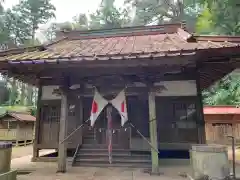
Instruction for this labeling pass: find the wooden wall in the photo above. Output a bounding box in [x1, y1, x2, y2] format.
[0, 117, 34, 141]
[38, 97, 83, 149]
[36, 80, 200, 150]
[205, 114, 240, 144]
[17, 122, 35, 141]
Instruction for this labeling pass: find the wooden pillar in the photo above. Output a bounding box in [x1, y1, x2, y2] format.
[196, 71, 206, 144]
[78, 86, 84, 145]
[76, 93, 83, 146]
[148, 88, 159, 174]
[57, 89, 68, 173]
[32, 84, 42, 161]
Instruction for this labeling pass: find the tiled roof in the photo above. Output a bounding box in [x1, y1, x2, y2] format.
[0, 23, 239, 63]
[9, 112, 36, 122]
[204, 106, 240, 115]
[0, 112, 36, 122]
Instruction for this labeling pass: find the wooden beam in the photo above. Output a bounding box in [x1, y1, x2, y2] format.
[67, 86, 167, 97]
[196, 69, 206, 144]
[57, 87, 69, 173]
[3, 55, 195, 69]
[76, 85, 84, 146]
[37, 65, 188, 77]
[41, 72, 196, 86]
[148, 86, 159, 174]
[32, 83, 42, 161]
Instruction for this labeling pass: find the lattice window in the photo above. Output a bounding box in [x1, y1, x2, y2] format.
[173, 101, 197, 129]
[41, 104, 60, 122]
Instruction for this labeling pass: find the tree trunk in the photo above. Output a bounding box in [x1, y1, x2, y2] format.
[9, 78, 17, 106]
[27, 85, 33, 106]
[20, 82, 26, 105]
[177, 0, 184, 22]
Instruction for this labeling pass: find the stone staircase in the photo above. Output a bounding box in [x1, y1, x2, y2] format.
[72, 127, 151, 168]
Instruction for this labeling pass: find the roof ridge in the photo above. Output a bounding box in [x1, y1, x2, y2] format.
[194, 35, 240, 43]
[58, 23, 184, 40]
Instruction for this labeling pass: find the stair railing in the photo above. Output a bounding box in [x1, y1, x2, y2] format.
[71, 143, 81, 166]
[60, 119, 89, 144]
[129, 122, 159, 154]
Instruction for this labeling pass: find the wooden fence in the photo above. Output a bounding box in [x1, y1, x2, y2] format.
[205, 123, 240, 144]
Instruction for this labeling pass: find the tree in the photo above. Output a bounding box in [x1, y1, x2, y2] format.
[195, 0, 240, 35]
[0, 79, 10, 105]
[203, 73, 240, 106]
[6, 0, 55, 106]
[8, 78, 18, 106]
[41, 0, 130, 42]
[195, 4, 214, 34]
[87, 0, 129, 29]
[16, 0, 56, 41]
[73, 0, 130, 30]
[3, 8, 31, 45]
[125, 0, 199, 31]
[193, 0, 240, 106]
[72, 14, 89, 30]
[0, 0, 4, 13]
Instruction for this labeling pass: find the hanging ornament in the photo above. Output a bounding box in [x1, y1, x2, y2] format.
[90, 89, 108, 126]
[110, 90, 128, 126]
[89, 88, 128, 127]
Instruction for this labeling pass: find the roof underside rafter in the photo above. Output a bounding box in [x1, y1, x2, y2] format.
[0, 23, 239, 90]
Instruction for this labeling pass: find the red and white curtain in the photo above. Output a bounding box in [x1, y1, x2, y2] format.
[89, 89, 128, 127]
[110, 90, 128, 126]
[90, 89, 108, 126]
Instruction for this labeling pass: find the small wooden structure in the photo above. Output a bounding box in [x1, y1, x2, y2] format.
[204, 106, 240, 144]
[0, 23, 239, 173]
[0, 111, 36, 146]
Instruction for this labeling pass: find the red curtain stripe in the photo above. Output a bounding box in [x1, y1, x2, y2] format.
[91, 101, 98, 113]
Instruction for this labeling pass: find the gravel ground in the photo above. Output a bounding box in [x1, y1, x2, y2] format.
[16, 165, 190, 180]
[10, 145, 240, 180]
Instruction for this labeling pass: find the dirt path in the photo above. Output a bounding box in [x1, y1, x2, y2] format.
[11, 149, 55, 171]
[12, 145, 34, 159]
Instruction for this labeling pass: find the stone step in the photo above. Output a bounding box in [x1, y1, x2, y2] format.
[73, 161, 151, 168]
[82, 139, 96, 144]
[76, 153, 151, 160]
[83, 135, 95, 138]
[78, 151, 130, 156]
[80, 144, 122, 149]
[74, 157, 151, 164]
[79, 147, 128, 152]
[84, 134, 95, 137]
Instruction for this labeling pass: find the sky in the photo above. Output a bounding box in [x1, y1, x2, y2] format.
[3, 0, 123, 23]
[3, 0, 123, 41]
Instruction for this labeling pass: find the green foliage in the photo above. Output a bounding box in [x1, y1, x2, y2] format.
[195, 0, 240, 35]
[0, 106, 36, 116]
[0, 0, 4, 14]
[196, 5, 214, 34]
[29, 106, 37, 116]
[1, 0, 55, 45]
[203, 73, 240, 106]
[88, 0, 130, 29]
[17, 0, 56, 39]
[125, 0, 199, 31]
[194, 0, 240, 105]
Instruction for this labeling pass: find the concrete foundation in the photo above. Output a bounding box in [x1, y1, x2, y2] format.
[190, 144, 230, 180]
[0, 142, 12, 174]
[0, 142, 16, 180]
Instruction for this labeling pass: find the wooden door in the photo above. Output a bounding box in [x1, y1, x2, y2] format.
[39, 100, 60, 148]
[82, 97, 131, 149]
